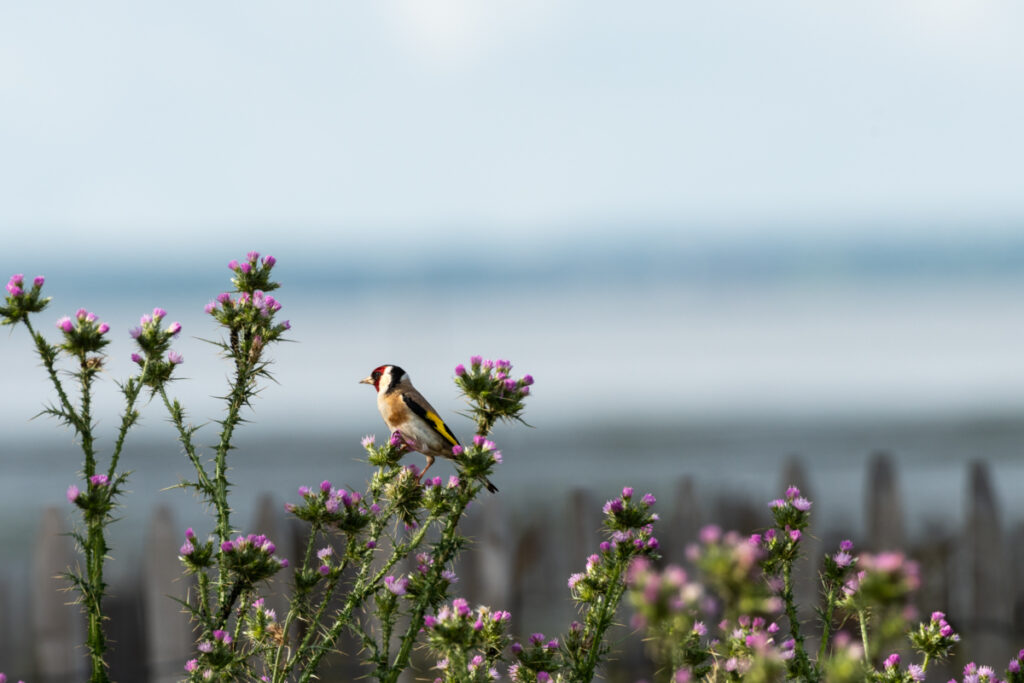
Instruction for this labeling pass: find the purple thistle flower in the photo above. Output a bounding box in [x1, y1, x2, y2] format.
[129, 326, 142, 339]
[547, 639, 559, 649]
[454, 363, 466, 376]
[792, 497, 812, 511]
[908, 664, 925, 681]
[319, 565, 329, 575]
[789, 529, 801, 542]
[153, 307, 167, 320]
[185, 659, 198, 672]
[530, 632, 545, 646]
[883, 653, 900, 670]
[204, 302, 216, 314]
[217, 292, 232, 304]
[522, 374, 534, 385]
[279, 558, 289, 568]
[167, 321, 181, 335]
[57, 316, 73, 333]
[263, 255, 276, 267]
[282, 320, 291, 330]
[424, 615, 437, 629]
[769, 498, 786, 509]
[537, 672, 551, 683]
[9, 274, 23, 286]
[384, 575, 409, 596]
[361, 434, 375, 448]
[221, 541, 234, 553]
[33, 275, 44, 287]
[622, 486, 634, 499]
[197, 641, 213, 653]
[168, 351, 183, 364]
[66, 485, 80, 503]
[228, 260, 239, 270]
[320, 480, 332, 493]
[834, 551, 853, 567]
[453, 598, 470, 616]
[503, 378, 517, 391]
[247, 251, 260, 262]
[298, 485, 311, 496]
[180, 541, 194, 555]
[451, 444, 464, 456]
[131, 353, 143, 364]
[786, 485, 800, 499]
[366, 540, 377, 549]
[97, 323, 110, 334]
[470, 355, 482, 367]
[1010, 660, 1021, 674]
[89, 474, 109, 487]
[642, 492, 656, 505]
[840, 539, 854, 551]
[75, 308, 87, 320]
[185, 527, 196, 540]
[6, 284, 23, 297]
[240, 262, 251, 274]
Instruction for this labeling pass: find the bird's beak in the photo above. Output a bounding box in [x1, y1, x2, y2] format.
[359, 376, 374, 385]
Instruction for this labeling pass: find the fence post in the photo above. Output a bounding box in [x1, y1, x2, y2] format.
[965, 460, 1011, 664]
[143, 504, 195, 683]
[31, 506, 85, 683]
[866, 451, 905, 551]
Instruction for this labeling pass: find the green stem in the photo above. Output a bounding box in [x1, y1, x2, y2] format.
[295, 510, 435, 682]
[782, 557, 816, 681]
[158, 387, 214, 493]
[575, 560, 628, 681]
[818, 586, 838, 662]
[382, 498, 470, 683]
[858, 608, 870, 665]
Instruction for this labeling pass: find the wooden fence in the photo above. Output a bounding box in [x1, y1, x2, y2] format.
[3, 454, 1023, 682]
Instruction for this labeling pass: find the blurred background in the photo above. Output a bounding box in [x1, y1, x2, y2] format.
[2, 1, 1024, 679]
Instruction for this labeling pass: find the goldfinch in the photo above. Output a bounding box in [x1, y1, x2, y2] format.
[360, 364, 498, 493]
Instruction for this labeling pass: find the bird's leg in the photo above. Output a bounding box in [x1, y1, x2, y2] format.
[417, 455, 435, 484]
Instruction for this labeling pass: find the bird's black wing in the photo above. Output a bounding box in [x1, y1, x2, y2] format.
[402, 394, 460, 447]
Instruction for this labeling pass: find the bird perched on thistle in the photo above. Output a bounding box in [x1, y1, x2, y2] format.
[360, 364, 498, 493]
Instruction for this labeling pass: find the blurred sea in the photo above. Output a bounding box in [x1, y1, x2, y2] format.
[2, 236, 1024, 581]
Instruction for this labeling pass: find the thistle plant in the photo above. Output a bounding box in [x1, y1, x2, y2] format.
[1, 275, 169, 682]
[624, 486, 1024, 683]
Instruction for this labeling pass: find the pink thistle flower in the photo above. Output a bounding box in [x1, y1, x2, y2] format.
[89, 474, 109, 487]
[167, 321, 181, 335]
[76, 308, 88, 320]
[131, 353, 143, 363]
[454, 364, 466, 376]
[129, 326, 142, 339]
[840, 539, 854, 551]
[66, 485, 80, 503]
[451, 444, 464, 456]
[470, 355, 482, 366]
[262, 255, 276, 267]
[97, 323, 110, 335]
[152, 308, 166, 320]
[240, 262, 251, 274]
[185, 659, 198, 672]
[204, 302, 216, 314]
[168, 351, 183, 364]
[228, 260, 239, 270]
[33, 276, 45, 287]
[57, 316, 73, 333]
[247, 251, 260, 262]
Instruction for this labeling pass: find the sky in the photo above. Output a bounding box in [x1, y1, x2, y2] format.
[2, 1, 1024, 254]
[2, 1, 1024, 432]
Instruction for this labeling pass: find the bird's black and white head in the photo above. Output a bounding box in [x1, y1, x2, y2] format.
[359, 364, 407, 394]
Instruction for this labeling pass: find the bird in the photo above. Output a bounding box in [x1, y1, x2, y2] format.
[360, 364, 498, 493]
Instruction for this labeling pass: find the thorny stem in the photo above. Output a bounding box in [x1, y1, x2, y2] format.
[576, 560, 628, 681]
[782, 557, 817, 681]
[858, 607, 871, 666]
[382, 496, 470, 683]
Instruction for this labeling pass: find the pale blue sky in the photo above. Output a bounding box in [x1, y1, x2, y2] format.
[2, 1, 1024, 255]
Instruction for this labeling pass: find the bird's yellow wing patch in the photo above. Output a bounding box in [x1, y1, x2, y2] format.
[402, 394, 460, 447]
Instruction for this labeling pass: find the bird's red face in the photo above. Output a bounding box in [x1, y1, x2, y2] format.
[359, 365, 391, 392]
